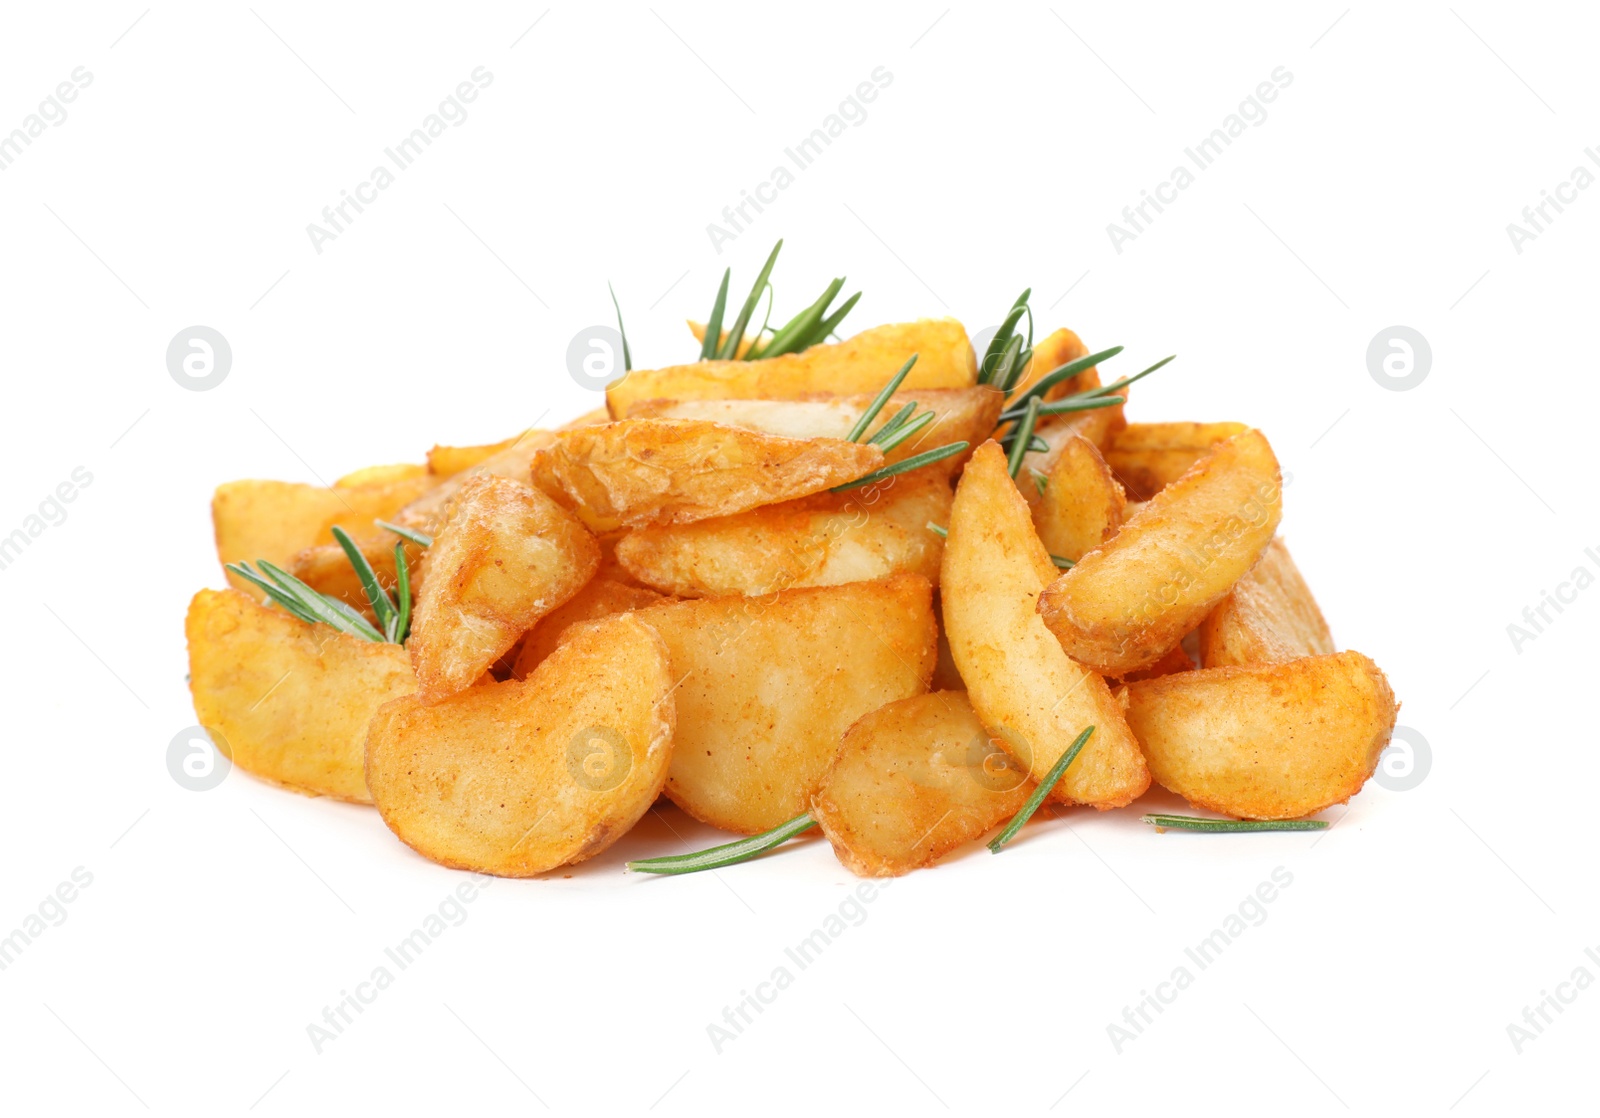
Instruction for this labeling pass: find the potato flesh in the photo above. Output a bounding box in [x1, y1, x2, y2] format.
[1124, 651, 1396, 819]
[1037, 428, 1282, 676]
[636, 574, 937, 834]
[186, 588, 417, 802]
[941, 442, 1150, 808]
[512, 577, 665, 678]
[1033, 434, 1126, 564]
[365, 613, 675, 876]
[605, 318, 977, 415]
[212, 474, 436, 597]
[1104, 421, 1248, 501]
[409, 476, 599, 701]
[613, 474, 950, 597]
[530, 419, 884, 532]
[812, 691, 1031, 877]
[1200, 537, 1334, 667]
[627, 387, 1003, 477]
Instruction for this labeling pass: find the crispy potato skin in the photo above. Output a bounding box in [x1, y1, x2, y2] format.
[186, 588, 416, 802]
[427, 436, 521, 478]
[530, 419, 884, 532]
[942, 442, 1150, 808]
[1038, 428, 1282, 676]
[1124, 651, 1397, 819]
[394, 430, 558, 535]
[1104, 422, 1248, 501]
[512, 577, 665, 678]
[1032, 434, 1127, 564]
[410, 476, 599, 702]
[335, 463, 429, 487]
[812, 691, 1031, 877]
[1199, 538, 1335, 667]
[212, 475, 436, 596]
[636, 574, 937, 834]
[628, 387, 1003, 477]
[606, 319, 977, 416]
[614, 474, 950, 597]
[366, 613, 675, 876]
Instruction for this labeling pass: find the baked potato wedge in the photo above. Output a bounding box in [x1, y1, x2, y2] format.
[530, 419, 884, 532]
[1032, 433, 1126, 564]
[1038, 428, 1282, 676]
[366, 613, 675, 875]
[512, 577, 665, 678]
[409, 476, 599, 701]
[1104, 422, 1248, 501]
[941, 441, 1150, 808]
[613, 473, 950, 597]
[186, 588, 417, 802]
[1124, 651, 1396, 819]
[636, 574, 936, 833]
[334, 463, 429, 487]
[811, 691, 1032, 877]
[1199, 537, 1334, 667]
[606, 318, 977, 415]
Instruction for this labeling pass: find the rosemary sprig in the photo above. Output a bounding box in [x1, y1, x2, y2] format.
[226, 559, 386, 642]
[843, 356, 918, 442]
[978, 289, 1034, 391]
[331, 527, 414, 644]
[1005, 345, 1123, 410]
[377, 520, 432, 548]
[832, 442, 969, 492]
[1052, 554, 1074, 569]
[627, 812, 818, 875]
[1004, 396, 1042, 476]
[997, 351, 1172, 425]
[1142, 814, 1328, 833]
[699, 241, 859, 361]
[831, 353, 969, 488]
[988, 725, 1094, 853]
[607, 281, 632, 372]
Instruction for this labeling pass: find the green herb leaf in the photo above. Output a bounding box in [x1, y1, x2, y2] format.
[988, 725, 1094, 853]
[1051, 553, 1074, 569]
[607, 281, 633, 372]
[227, 560, 387, 642]
[980, 289, 1034, 387]
[390, 543, 413, 644]
[701, 269, 731, 360]
[376, 520, 433, 548]
[1007, 345, 1123, 407]
[332, 526, 397, 637]
[627, 812, 818, 875]
[753, 277, 850, 359]
[871, 410, 936, 455]
[1031, 469, 1049, 496]
[998, 394, 1125, 424]
[844, 355, 919, 443]
[718, 240, 783, 360]
[1005, 396, 1042, 479]
[831, 442, 968, 492]
[1142, 814, 1328, 833]
[925, 521, 948, 538]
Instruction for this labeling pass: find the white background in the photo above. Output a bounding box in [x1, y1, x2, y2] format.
[0, 2, 1593, 1114]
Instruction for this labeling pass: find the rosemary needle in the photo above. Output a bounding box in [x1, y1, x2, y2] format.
[377, 520, 432, 548]
[989, 725, 1094, 853]
[832, 442, 969, 492]
[843, 355, 919, 442]
[627, 812, 818, 875]
[607, 281, 633, 372]
[1142, 814, 1328, 833]
[1004, 395, 1042, 477]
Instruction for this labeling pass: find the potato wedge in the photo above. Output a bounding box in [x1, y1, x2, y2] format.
[606, 319, 976, 415]
[811, 691, 1031, 877]
[1032, 434, 1126, 563]
[409, 476, 599, 701]
[1038, 428, 1282, 676]
[613, 473, 950, 597]
[1005, 327, 1125, 428]
[213, 474, 437, 596]
[1124, 651, 1396, 819]
[627, 387, 1003, 477]
[366, 613, 675, 875]
[335, 463, 429, 487]
[393, 430, 558, 535]
[530, 419, 883, 532]
[636, 574, 936, 833]
[186, 588, 416, 802]
[942, 442, 1150, 808]
[427, 436, 522, 478]
[287, 536, 422, 620]
[1199, 538, 1334, 667]
[512, 577, 665, 678]
[1104, 422, 1248, 501]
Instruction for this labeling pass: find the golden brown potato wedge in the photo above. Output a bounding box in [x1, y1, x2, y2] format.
[811, 691, 1032, 877]
[613, 473, 950, 597]
[1124, 651, 1396, 819]
[530, 419, 883, 532]
[941, 442, 1150, 808]
[1104, 422, 1248, 501]
[1119, 642, 1196, 683]
[1004, 327, 1126, 432]
[606, 319, 977, 415]
[634, 574, 936, 833]
[392, 430, 558, 535]
[627, 387, 1003, 477]
[213, 474, 437, 597]
[335, 463, 429, 488]
[512, 577, 665, 678]
[366, 613, 675, 875]
[186, 588, 416, 802]
[427, 436, 522, 478]
[1199, 538, 1334, 667]
[409, 476, 599, 701]
[1038, 428, 1282, 676]
[287, 536, 423, 620]
[1032, 434, 1127, 564]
